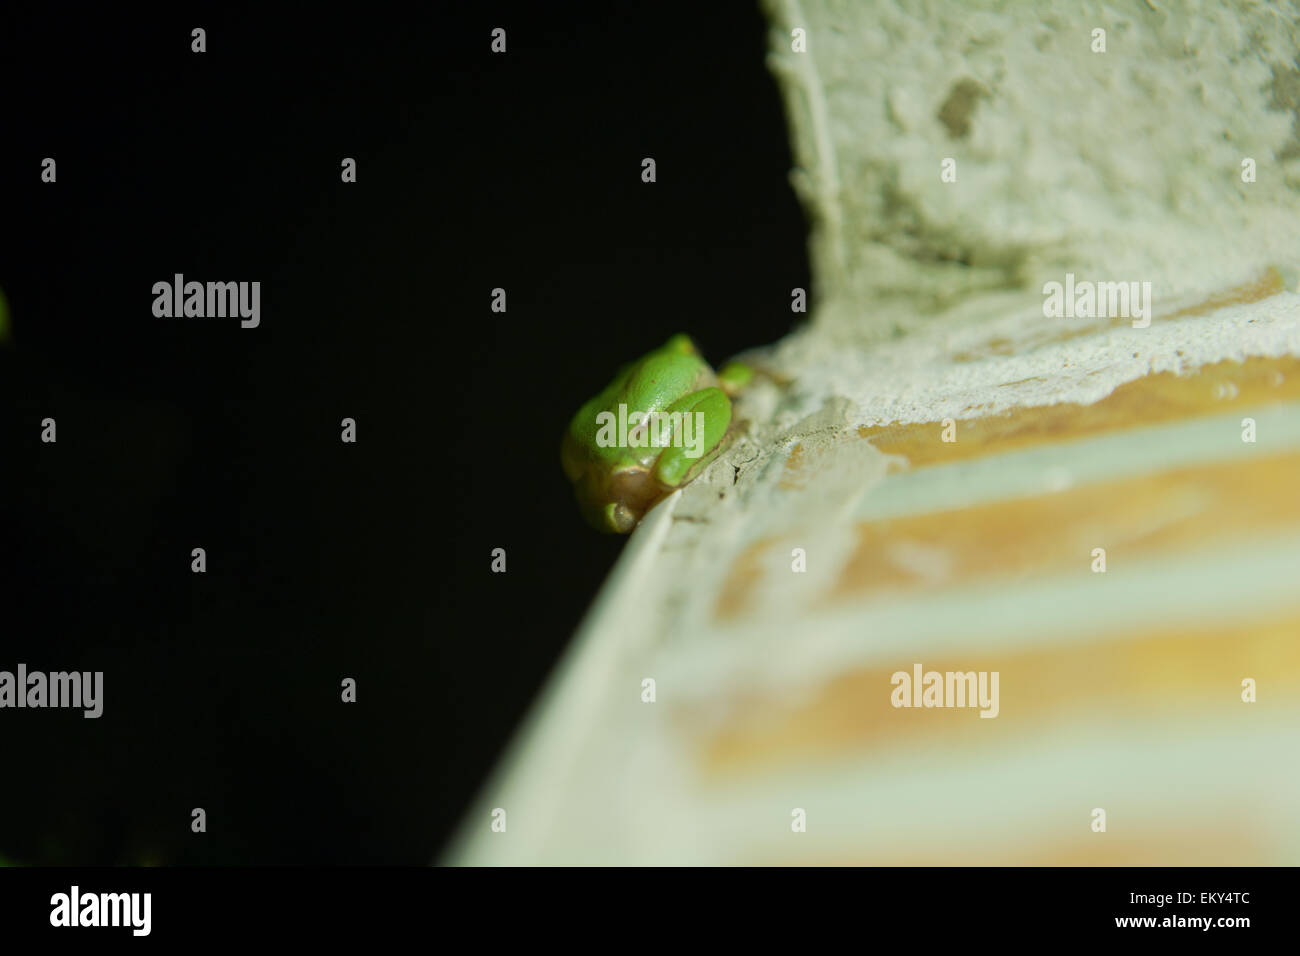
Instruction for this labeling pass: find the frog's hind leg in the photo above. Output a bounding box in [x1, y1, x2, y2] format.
[652, 387, 732, 489]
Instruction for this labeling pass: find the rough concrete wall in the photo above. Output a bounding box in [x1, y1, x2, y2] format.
[762, 0, 1300, 337]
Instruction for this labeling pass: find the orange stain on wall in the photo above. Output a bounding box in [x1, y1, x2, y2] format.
[860, 354, 1300, 469]
[693, 610, 1300, 779]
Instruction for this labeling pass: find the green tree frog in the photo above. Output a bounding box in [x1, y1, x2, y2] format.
[561, 333, 753, 533]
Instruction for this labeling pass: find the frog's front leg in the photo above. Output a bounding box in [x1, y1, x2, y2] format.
[652, 387, 732, 489]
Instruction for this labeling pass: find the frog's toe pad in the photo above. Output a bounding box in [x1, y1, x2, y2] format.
[606, 502, 638, 534]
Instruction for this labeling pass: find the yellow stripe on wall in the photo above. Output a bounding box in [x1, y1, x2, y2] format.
[831, 450, 1300, 601]
[858, 354, 1300, 468]
[694, 610, 1300, 779]
[718, 450, 1300, 619]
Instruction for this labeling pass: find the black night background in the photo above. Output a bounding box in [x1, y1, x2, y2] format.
[0, 2, 807, 864]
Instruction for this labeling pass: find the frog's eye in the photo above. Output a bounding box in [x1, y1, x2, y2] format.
[665, 333, 696, 355]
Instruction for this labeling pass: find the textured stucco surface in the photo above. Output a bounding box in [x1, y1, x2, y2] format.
[762, 0, 1300, 338]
